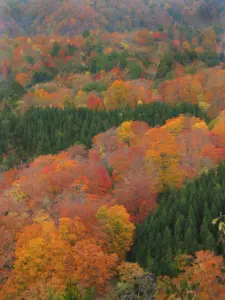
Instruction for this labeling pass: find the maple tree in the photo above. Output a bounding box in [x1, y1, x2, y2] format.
[157, 251, 225, 300]
[0, 217, 117, 298]
[144, 127, 182, 190]
[103, 80, 136, 110]
[87, 94, 104, 110]
[96, 205, 135, 259]
[0, 216, 23, 286]
[71, 239, 118, 292]
[1, 2, 225, 297]
[117, 121, 134, 144]
[117, 262, 144, 284]
[114, 171, 157, 223]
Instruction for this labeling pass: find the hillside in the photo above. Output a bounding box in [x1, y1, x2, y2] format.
[1, 1, 225, 299]
[1, 0, 225, 36]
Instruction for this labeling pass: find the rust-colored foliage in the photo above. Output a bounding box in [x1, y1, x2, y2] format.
[114, 171, 157, 223]
[1, 114, 225, 294]
[0, 218, 117, 297]
[72, 239, 118, 291]
[1, 2, 225, 296]
[157, 251, 225, 300]
[87, 94, 104, 110]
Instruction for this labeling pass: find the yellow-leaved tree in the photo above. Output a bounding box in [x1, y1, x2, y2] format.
[0, 217, 118, 298]
[103, 80, 136, 110]
[144, 127, 182, 191]
[96, 205, 135, 260]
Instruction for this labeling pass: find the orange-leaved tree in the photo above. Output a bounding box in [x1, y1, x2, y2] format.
[96, 205, 135, 260]
[144, 127, 182, 191]
[0, 217, 117, 298]
[157, 251, 225, 300]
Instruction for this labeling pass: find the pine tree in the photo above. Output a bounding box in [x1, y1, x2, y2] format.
[203, 202, 212, 223]
[37, 131, 51, 155]
[162, 227, 172, 255]
[145, 249, 153, 272]
[165, 247, 174, 274]
[205, 232, 216, 252]
[174, 214, 185, 249]
[135, 243, 146, 267]
[200, 217, 210, 248]
[186, 206, 197, 237]
[211, 201, 219, 219]
[179, 195, 188, 214]
[184, 227, 198, 254]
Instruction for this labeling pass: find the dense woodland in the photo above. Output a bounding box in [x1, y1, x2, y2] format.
[0, 102, 209, 170]
[1, 0, 225, 299]
[132, 163, 225, 275]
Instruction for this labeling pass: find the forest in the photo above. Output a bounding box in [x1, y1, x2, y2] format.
[1, 0, 225, 299]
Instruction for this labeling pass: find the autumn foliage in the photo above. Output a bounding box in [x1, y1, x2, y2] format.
[1, 2, 225, 295]
[0, 218, 118, 298]
[0, 113, 225, 296]
[117, 262, 144, 284]
[157, 251, 225, 299]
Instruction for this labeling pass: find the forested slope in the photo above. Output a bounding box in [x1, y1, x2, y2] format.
[131, 163, 225, 276]
[1, 0, 225, 36]
[1, 0, 225, 299]
[0, 102, 208, 170]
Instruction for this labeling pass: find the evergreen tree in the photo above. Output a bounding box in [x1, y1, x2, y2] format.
[145, 249, 153, 272]
[184, 227, 198, 254]
[200, 217, 210, 248]
[174, 214, 185, 249]
[162, 227, 173, 260]
[132, 164, 225, 277]
[0, 102, 210, 171]
[205, 232, 216, 252]
[186, 206, 197, 238]
[51, 42, 60, 58]
[211, 202, 219, 219]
